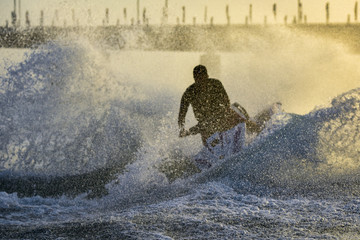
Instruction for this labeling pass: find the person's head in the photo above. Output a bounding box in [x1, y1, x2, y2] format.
[193, 65, 208, 83]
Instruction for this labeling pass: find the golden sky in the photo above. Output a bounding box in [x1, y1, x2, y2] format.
[0, 0, 359, 26]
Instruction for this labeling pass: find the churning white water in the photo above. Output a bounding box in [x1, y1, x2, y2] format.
[0, 27, 359, 239]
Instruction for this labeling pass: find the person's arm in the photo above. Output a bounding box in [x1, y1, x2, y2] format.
[213, 79, 231, 109]
[216, 80, 249, 123]
[178, 90, 191, 137]
[218, 81, 231, 108]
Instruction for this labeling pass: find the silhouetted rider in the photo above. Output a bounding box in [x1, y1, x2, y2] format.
[178, 65, 243, 145]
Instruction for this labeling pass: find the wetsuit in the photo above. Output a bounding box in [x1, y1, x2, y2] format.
[178, 78, 242, 145]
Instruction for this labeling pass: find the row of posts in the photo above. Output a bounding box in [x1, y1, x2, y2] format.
[5, 0, 360, 28]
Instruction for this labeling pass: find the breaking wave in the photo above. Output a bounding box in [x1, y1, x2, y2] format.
[198, 88, 360, 196]
[0, 39, 359, 201]
[0, 40, 175, 197]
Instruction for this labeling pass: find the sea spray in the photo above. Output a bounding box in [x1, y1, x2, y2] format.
[0, 40, 142, 176]
[222, 27, 360, 115]
[197, 88, 360, 196]
[0, 27, 360, 238]
[102, 111, 201, 207]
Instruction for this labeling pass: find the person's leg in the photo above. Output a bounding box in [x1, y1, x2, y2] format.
[232, 122, 246, 154]
[200, 131, 211, 146]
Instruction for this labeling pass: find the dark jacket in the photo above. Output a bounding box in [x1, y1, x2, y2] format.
[178, 78, 241, 144]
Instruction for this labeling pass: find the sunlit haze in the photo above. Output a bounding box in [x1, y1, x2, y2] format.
[1, 0, 360, 238]
[0, 0, 359, 26]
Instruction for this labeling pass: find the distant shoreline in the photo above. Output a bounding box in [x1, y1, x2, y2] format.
[1, 24, 360, 53]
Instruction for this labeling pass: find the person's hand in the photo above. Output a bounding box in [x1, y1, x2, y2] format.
[179, 128, 190, 137]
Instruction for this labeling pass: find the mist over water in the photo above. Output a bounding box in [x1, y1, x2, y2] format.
[220, 27, 360, 115]
[1, 41, 139, 176]
[0, 27, 360, 238]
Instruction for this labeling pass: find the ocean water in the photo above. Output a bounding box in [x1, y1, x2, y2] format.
[0, 30, 360, 239]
